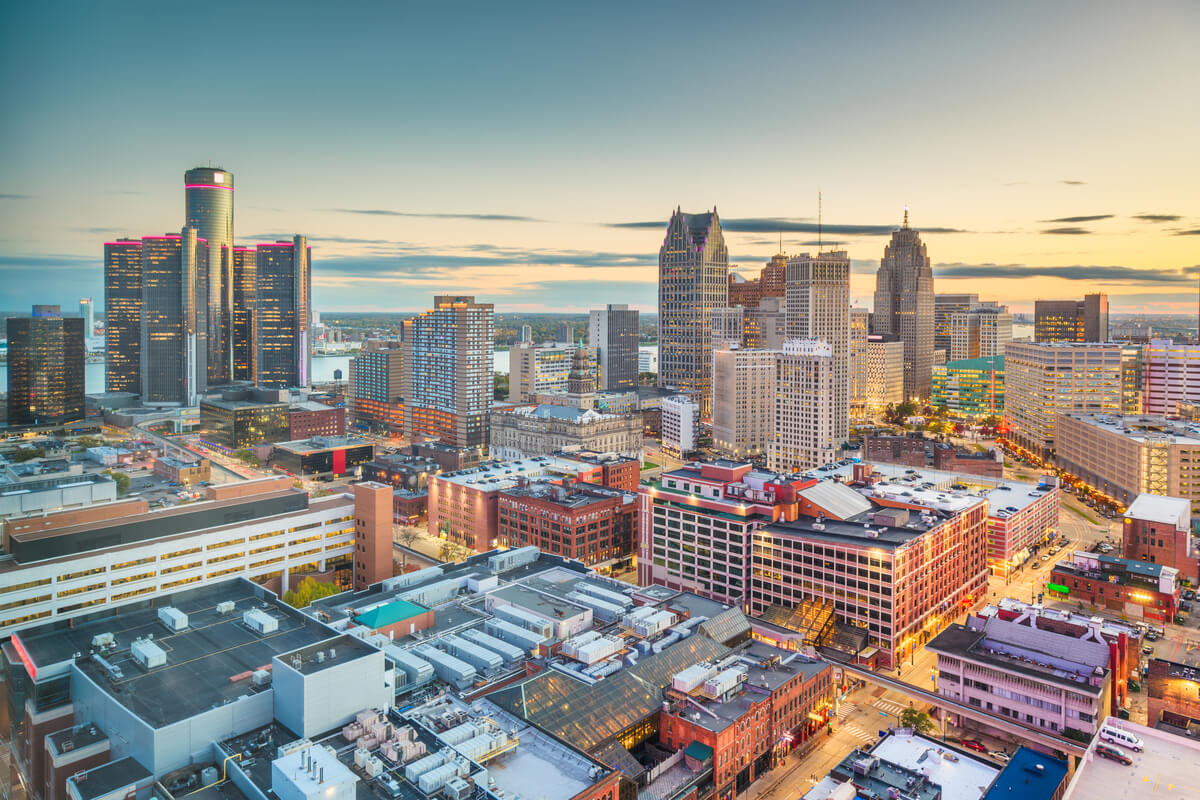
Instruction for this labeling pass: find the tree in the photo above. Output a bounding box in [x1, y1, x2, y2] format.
[899, 707, 935, 735]
[76, 435, 103, 450]
[493, 373, 510, 401]
[233, 448, 260, 466]
[10, 447, 45, 462]
[104, 470, 131, 496]
[283, 577, 342, 608]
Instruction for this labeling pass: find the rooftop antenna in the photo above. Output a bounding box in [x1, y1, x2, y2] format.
[903, 206, 910, 229]
[818, 190, 823, 252]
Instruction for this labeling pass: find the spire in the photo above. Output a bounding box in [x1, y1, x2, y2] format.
[818, 190, 823, 252]
[902, 206, 910, 229]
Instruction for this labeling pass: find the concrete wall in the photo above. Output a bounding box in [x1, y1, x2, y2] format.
[273, 650, 391, 739]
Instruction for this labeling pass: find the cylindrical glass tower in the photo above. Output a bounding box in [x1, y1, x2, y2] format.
[185, 166, 234, 386]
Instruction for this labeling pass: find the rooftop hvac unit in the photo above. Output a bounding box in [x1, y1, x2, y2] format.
[414, 646, 477, 690]
[487, 546, 540, 573]
[575, 582, 632, 609]
[382, 566, 445, 592]
[703, 667, 747, 698]
[444, 776, 473, 800]
[621, 606, 656, 627]
[417, 759, 469, 795]
[386, 646, 435, 687]
[404, 750, 451, 783]
[131, 639, 167, 669]
[672, 663, 718, 693]
[565, 591, 624, 622]
[573, 636, 622, 666]
[437, 634, 503, 672]
[459, 629, 525, 665]
[561, 630, 602, 658]
[484, 619, 545, 652]
[492, 605, 553, 636]
[400, 578, 462, 608]
[243, 608, 278, 634]
[158, 607, 188, 632]
[216, 601, 236, 614]
[438, 722, 480, 746]
[251, 669, 272, 687]
[91, 632, 115, 649]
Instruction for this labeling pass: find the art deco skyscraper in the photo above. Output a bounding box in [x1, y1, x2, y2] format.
[140, 229, 207, 405]
[588, 303, 639, 390]
[657, 208, 728, 417]
[185, 166, 234, 384]
[403, 295, 494, 450]
[231, 246, 257, 381]
[104, 238, 143, 392]
[786, 249, 850, 445]
[872, 212, 935, 400]
[255, 236, 312, 388]
[6, 306, 85, 427]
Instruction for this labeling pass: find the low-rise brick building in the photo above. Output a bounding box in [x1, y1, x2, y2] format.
[1122, 493, 1197, 583]
[498, 480, 637, 569]
[153, 456, 211, 486]
[1049, 552, 1181, 623]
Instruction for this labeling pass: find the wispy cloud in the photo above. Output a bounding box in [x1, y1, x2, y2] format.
[1172, 228, 1200, 236]
[1038, 214, 1112, 223]
[608, 217, 967, 235]
[0, 254, 96, 270]
[1041, 227, 1092, 235]
[1059, 180, 1086, 185]
[0, 193, 31, 199]
[71, 226, 127, 234]
[329, 208, 541, 222]
[934, 262, 1195, 285]
[1131, 213, 1182, 223]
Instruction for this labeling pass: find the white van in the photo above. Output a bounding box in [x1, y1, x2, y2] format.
[1099, 725, 1144, 752]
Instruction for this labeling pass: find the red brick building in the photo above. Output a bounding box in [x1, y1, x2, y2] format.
[931, 443, 1003, 477]
[498, 480, 638, 569]
[864, 434, 927, 468]
[1050, 552, 1181, 623]
[1123, 494, 1197, 583]
[352, 481, 395, 589]
[553, 450, 641, 492]
[727, 255, 786, 309]
[289, 401, 346, 439]
[1147, 657, 1200, 728]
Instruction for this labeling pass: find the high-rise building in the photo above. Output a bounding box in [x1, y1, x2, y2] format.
[786, 249, 850, 445]
[768, 340, 836, 473]
[349, 338, 406, 434]
[104, 238, 143, 393]
[1004, 342, 1122, 459]
[711, 307, 744, 348]
[1143, 339, 1200, 417]
[231, 246, 257, 381]
[184, 166, 235, 384]
[6, 305, 85, 427]
[934, 294, 978, 353]
[657, 208, 728, 417]
[1121, 343, 1145, 415]
[556, 321, 573, 343]
[587, 303, 639, 391]
[519, 324, 532, 342]
[1034, 293, 1109, 342]
[742, 296, 786, 350]
[872, 213, 935, 400]
[140, 230, 207, 406]
[728, 253, 786, 307]
[849, 307, 869, 418]
[403, 295, 494, 450]
[712, 344, 778, 459]
[949, 305, 1012, 360]
[661, 395, 700, 456]
[79, 298, 94, 337]
[866, 336, 905, 413]
[932, 356, 1005, 417]
[508, 341, 578, 402]
[255, 236, 311, 388]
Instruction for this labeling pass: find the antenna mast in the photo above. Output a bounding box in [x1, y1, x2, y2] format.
[818, 190, 823, 252]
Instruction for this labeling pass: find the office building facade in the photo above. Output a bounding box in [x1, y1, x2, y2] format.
[768, 340, 836, 473]
[712, 345, 778, 459]
[1034, 294, 1109, 343]
[6, 306, 85, 427]
[658, 209, 728, 417]
[1004, 343, 1122, 459]
[103, 239, 143, 393]
[184, 166, 235, 384]
[865, 336, 904, 413]
[498, 481, 638, 568]
[872, 215, 935, 400]
[508, 341, 578, 402]
[255, 236, 312, 388]
[950, 305, 1012, 360]
[349, 338, 406, 434]
[1143, 339, 1200, 416]
[785, 250, 850, 445]
[1122, 494, 1197, 582]
[933, 356, 1005, 417]
[588, 304, 639, 391]
[403, 295, 494, 449]
[849, 307, 869, 418]
[140, 230, 206, 406]
[231, 246, 257, 381]
[934, 294, 979, 353]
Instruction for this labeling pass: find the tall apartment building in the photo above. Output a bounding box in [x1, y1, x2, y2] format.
[712, 344, 779, 459]
[349, 338, 406, 434]
[184, 167, 235, 383]
[79, 297, 94, 336]
[767, 340, 836, 473]
[934, 294, 979, 353]
[231, 246, 257, 381]
[140, 230, 207, 406]
[786, 250, 850, 445]
[1055, 414, 1200, 512]
[950, 305, 1012, 360]
[866, 336, 905, 413]
[255, 236, 311, 388]
[1003, 342, 1122, 459]
[103, 239, 143, 392]
[849, 307, 869, 418]
[587, 304, 639, 391]
[508, 341, 579, 402]
[1034, 293, 1109, 343]
[872, 214, 934, 400]
[743, 296, 786, 349]
[403, 295, 494, 450]
[1143, 339, 1200, 416]
[6, 306, 85, 427]
[658, 208, 728, 417]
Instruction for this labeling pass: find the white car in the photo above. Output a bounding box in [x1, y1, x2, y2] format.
[989, 751, 1011, 764]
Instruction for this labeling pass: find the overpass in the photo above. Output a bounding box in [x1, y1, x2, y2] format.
[827, 655, 1088, 758]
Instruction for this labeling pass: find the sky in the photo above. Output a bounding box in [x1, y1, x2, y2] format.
[1, 1, 1198, 316]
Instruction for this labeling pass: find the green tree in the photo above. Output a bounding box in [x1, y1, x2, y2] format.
[10, 447, 45, 462]
[493, 373, 510, 400]
[233, 448, 260, 466]
[103, 470, 131, 495]
[899, 707, 935, 735]
[76, 435, 103, 450]
[283, 577, 342, 608]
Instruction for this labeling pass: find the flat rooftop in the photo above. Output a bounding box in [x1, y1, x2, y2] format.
[1063, 718, 1200, 799]
[817, 460, 1049, 516]
[436, 456, 594, 489]
[68, 757, 152, 800]
[870, 732, 999, 800]
[1064, 414, 1200, 446]
[500, 481, 632, 509]
[490, 583, 587, 622]
[274, 436, 371, 454]
[200, 396, 287, 410]
[763, 515, 927, 549]
[13, 580, 344, 728]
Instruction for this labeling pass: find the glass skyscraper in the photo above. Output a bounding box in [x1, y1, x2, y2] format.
[588, 303, 639, 391]
[6, 305, 85, 427]
[104, 238, 143, 392]
[140, 229, 207, 405]
[185, 166, 234, 384]
[232, 246, 257, 381]
[255, 236, 311, 388]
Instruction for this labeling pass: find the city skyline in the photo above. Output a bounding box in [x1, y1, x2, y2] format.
[2, 2, 1198, 315]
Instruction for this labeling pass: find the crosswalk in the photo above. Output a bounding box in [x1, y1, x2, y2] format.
[873, 699, 909, 717]
[834, 703, 856, 721]
[840, 722, 878, 745]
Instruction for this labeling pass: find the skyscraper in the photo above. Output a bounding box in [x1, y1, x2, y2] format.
[657, 208, 728, 417]
[231, 246, 257, 381]
[588, 303, 639, 391]
[1034, 294, 1109, 343]
[403, 295, 494, 450]
[768, 340, 836, 472]
[185, 166, 234, 384]
[349, 338, 406, 435]
[872, 212, 935, 400]
[786, 249, 850, 445]
[79, 298, 95, 337]
[140, 229, 207, 405]
[6, 305, 85, 427]
[849, 306, 869, 418]
[104, 238, 143, 393]
[933, 293, 979, 353]
[950, 305, 1012, 360]
[255, 236, 311, 388]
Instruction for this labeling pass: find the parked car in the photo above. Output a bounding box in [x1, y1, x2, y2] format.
[989, 751, 1011, 764]
[1142, 645, 1154, 655]
[1095, 743, 1132, 765]
[1031, 562, 1041, 570]
[1041, 554, 1051, 562]
[1181, 600, 1193, 612]
[960, 740, 987, 753]
[1146, 630, 1160, 641]
[1185, 590, 1197, 601]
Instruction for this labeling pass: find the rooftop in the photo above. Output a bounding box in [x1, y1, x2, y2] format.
[982, 746, 1069, 800]
[1064, 414, 1200, 446]
[490, 583, 588, 622]
[435, 456, 596, 489]
[1063, 717, 1200, 799]
[1124, 493, 1191, 528]
[868, 732, 999, 800]
[500, 481, 634, 509]
[940, 356, 1005, 372]
[67, 757, 152, 800]
[273, 435, 372, 454]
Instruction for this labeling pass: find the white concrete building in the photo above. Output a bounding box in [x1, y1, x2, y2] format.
[866, 337, 905, 413]
[712, 344, 779, 459]
[661, 395, 699, 456]
[768, 340, 836, 473]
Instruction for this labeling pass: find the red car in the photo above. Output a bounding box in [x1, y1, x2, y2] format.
[1095, 743, 1132, 765]
[960, 740, 987, 753]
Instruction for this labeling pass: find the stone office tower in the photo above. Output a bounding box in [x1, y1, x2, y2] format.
[657, 208, 728, 417]
[872, 211, 935, 400]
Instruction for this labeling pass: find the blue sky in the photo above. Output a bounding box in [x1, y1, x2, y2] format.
[1, 1, 1198, 315]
